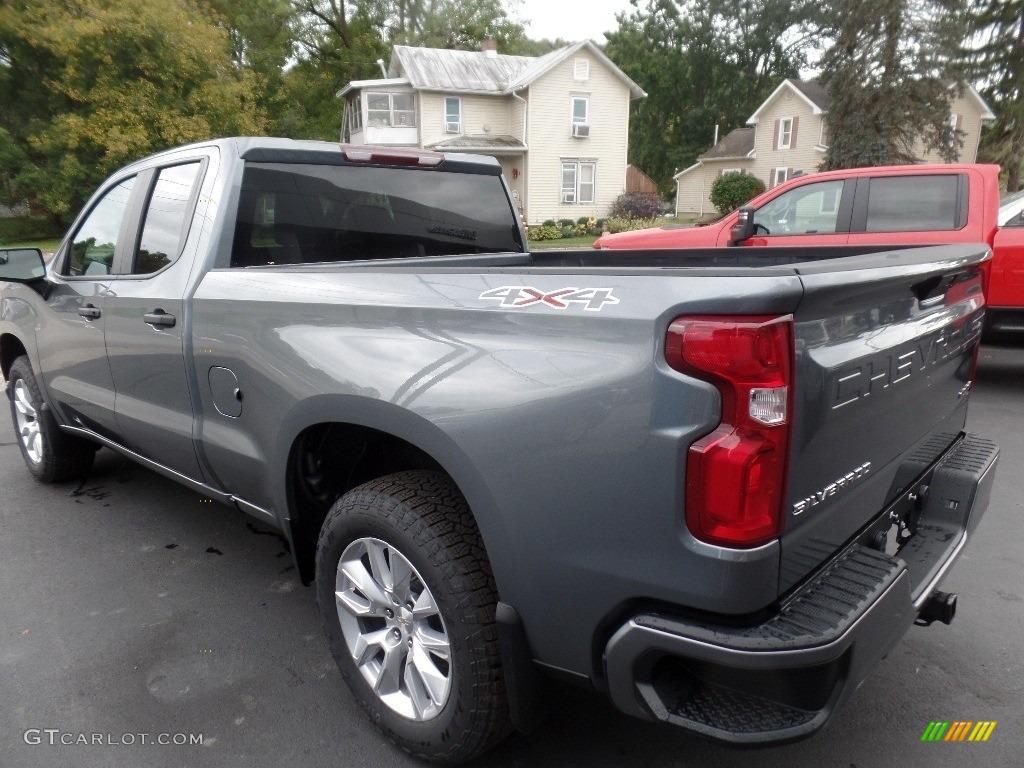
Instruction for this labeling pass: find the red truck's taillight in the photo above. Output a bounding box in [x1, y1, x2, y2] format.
[666, 315, 794, 548]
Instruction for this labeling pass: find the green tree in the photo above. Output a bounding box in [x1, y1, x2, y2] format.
[0, 0, 263, 222]
[960, 1, 1024, 190]
[289, 0, 389, 139]
[383, 0, 527, 51]
[816, 0, 966, 169]
[203, 0, 296, 121]
[606, 0, 812, 194]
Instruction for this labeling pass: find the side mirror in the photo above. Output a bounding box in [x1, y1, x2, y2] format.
[0, 248, 46, 282]
[729, 206, 756, 246]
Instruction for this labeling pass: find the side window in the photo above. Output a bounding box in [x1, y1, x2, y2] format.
[571, 96, 589, 126]
[65, 177, 136, 277]
[444, 97, 461, 133]
[752, 180, 845, 236]
[864, 175, 961, 232]
[134, 162, 202, 274]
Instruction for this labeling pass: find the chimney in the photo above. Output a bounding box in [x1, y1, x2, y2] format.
[481, 38, 498, 58]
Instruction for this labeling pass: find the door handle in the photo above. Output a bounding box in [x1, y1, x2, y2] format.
[143, 310, 176, 328]
[78, 305, 101, 320]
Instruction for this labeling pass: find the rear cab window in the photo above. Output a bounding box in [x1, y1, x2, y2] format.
[230, 163, 523, 267]
[858, 174, 967, 233]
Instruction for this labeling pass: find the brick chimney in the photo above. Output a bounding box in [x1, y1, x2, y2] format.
[481, 38, 498, 58]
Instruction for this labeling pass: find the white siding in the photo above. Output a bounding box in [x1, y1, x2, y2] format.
[675, 160, 755, 216]
[749, 90, 826, 188]
[916, 92, 987, 164]
[418, 93, 513, 147]
[525, 50, 631, 224]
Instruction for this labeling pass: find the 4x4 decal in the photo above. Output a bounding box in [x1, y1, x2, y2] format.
[479, 286, 619, 311]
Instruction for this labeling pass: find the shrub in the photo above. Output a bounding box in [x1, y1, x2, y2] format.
[557, 218, 575, 228]
[609, 191, 663, 220]
[709, 173, 765, 215]
[604, 216, 663, 234]
[527, 225, 562, 241]
[576, 216, 590, 226]
[560, 226, 575, 238]
[542, 219, 556, 227]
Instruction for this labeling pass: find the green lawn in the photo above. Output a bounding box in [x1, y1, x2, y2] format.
[529, 235, 599, 249]
[2, 238, 62, 252]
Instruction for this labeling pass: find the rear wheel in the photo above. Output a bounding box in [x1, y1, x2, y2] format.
[316, 470, 508, 763]
[8, 356, 96, 482]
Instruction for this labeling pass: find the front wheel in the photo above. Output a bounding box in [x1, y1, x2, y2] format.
[8, 355, 96, 482]
[316, 470, 508, 763]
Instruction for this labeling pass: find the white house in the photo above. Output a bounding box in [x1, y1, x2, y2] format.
[675, 79, 996, 216]
[340, 40, 646, 224]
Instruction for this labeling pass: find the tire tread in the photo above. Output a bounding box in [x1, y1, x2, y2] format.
[316, 470, 509, 763]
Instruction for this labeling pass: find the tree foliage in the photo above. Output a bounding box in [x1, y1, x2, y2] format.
[815, 0, 966, 169]
[605, 0, 813, 195]
[960, 1, 1024, 189]
[376, 0, 527, 50]
[710, 172, 765, 214]
[202, 0, 296, 119]
[0, 0, 263, 221]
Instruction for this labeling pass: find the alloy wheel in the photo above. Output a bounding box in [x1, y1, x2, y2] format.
[13, 379, 43, 465]
[334, 536, 452, 721]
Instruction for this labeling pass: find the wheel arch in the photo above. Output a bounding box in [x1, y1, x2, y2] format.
[273, 395, 510, 589]
[1, 332, 30, 381]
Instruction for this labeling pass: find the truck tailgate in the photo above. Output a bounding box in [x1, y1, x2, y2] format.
[780, 244, 988, 592]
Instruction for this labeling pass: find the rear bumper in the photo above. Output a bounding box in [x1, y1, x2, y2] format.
[602, 434, 998, 744]
[984, 307, 1024, 335]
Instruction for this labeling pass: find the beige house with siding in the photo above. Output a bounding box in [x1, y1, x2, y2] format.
[675, 79, 995, 216]
[340, 41, 646, 224]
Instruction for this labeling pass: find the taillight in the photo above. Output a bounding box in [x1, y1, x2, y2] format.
[666, 315, 794, 548]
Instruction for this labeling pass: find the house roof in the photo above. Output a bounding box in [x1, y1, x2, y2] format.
[747, 77, 993, 124]
[951, 81, 995, 120]
[339, 77, 410, 96]
[698, 126, 756, 160]
[389, 46, 534, 93]
[355, 40, 647, 99]
[790, 79, 830, 111]
[505, 40, 646, 99]
[747, 79, 828, 124]
[424, 134, 527, 153]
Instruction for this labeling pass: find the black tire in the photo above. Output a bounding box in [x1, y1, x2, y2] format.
[7, 355, 96, 483]
[315, 470, 508, 763]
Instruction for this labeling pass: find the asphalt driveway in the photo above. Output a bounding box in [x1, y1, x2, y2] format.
[1, 342, 1022, 768]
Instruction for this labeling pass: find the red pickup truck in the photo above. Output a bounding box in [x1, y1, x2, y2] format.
[595, 164, 1024, 333]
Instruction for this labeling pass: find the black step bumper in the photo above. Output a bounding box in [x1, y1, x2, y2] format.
[602, 434, 998, 744]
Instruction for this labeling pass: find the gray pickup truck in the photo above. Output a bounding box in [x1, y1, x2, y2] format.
[0, 138, 999, 762]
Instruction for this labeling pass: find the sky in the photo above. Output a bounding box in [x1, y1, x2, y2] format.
[517, 0, 633, 44]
